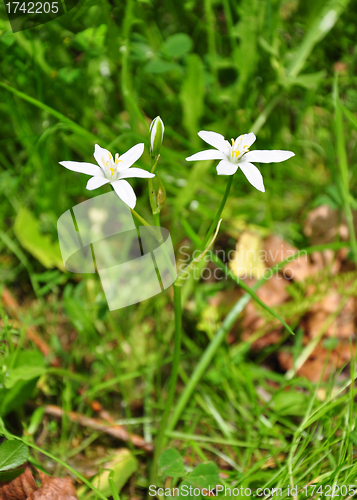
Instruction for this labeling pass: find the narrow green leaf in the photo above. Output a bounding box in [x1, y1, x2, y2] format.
[180, 54, 205, 144]
[286, 0, 351, 79]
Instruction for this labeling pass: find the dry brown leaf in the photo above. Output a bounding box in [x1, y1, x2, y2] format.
[309, 250, 340, 276]
[0, 467, 37, 500]
[306, 294, 356, 339]
[0, 467, 78, 500]
[27, 472, 78, 500]
[278, 343, 355, 382]
[264, 235, 311, 282]
[304, 205, 357, 245]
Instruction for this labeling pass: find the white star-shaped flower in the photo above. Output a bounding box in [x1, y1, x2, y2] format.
[186, 131, 295, 192]
[60, 143, 154, 209]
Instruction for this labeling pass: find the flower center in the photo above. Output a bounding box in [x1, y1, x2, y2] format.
[101, 151, 122, 179]
[230, 136, 250, 162]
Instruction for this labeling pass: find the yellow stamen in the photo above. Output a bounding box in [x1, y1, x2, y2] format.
[110, 167, 114, 175]
[108, 151, 112, 160]
[231, 138, 235, 146]
[115, 153, 122, 164]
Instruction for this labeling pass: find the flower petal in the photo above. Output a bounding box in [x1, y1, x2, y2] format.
[86, 176, 110, 190]
[111, 179, 137, 209]
[216, 160, 238, 175]
[186, 149, 226, 161]
[94, 144, 112, 167]
[118, 143, 144, 170]
[119, 167, 155, 179]
[239, 162, 265, 192]
[243, 150, 295, 163]
[59, 161, 103, 177]
[198, 130, 230, 152]
[235, 132, 256, 148]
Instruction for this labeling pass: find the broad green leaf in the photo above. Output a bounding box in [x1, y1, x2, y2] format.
[14, 208, 65, 270]
[0, 468, 25, 481]
[0, 380, 38, 418]
[271, 391, 308, 416]
[0, 440, 29, 472]
[184, 462, 220, 489]
[158, 448, 185, 477]
[144, 59, 181, 74]
[5, 366, 46, 389]
[0, 351, 45, 417]
[164, 33, 193, 58]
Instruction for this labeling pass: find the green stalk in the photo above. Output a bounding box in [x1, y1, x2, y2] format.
[130, 209, 162, 241]
[201, 176, 233, 250]
[148, 155, 160, 216]
[149, 284, 182, 484]
[203, 0, 217, 80]
[333, 74, 357, 267]
[166, 288, 251, 435]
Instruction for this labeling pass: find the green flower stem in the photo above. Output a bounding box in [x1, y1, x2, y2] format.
[201, 175, 233, 250]
[131, 207, 176, 282]
[130, 209, 161, 241]
[148, 156, 159, 215]
[147, 152, 182, 484]
[175, 219, 223, 287]
[149, 283, 182, 485]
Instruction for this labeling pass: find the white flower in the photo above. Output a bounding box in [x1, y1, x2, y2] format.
[186, 131, 295, 192]
[60, 143, 154, 209]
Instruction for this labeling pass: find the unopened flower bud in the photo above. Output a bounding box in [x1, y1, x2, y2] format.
[149, 116, 164, 157]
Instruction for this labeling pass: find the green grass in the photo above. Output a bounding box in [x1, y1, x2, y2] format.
[1, 0, 357, 498]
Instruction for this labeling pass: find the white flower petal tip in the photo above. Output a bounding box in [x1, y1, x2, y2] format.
[216, 160, 238, 176]
[111, 179, 137, 209]
[119, 143, 145, 169]
[59, 161, 103, 177]
[186, 150, 225, 162]
[119, 167, 155, 179]
[243, 150, 295, 164]
[86, 176, 110, 191]
[197, 130, 229, 151]
[239, 162, 265, 192]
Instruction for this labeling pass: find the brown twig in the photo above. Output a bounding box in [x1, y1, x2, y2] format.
[1, 288, 60, 367]
[44, 405, 154, 453]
